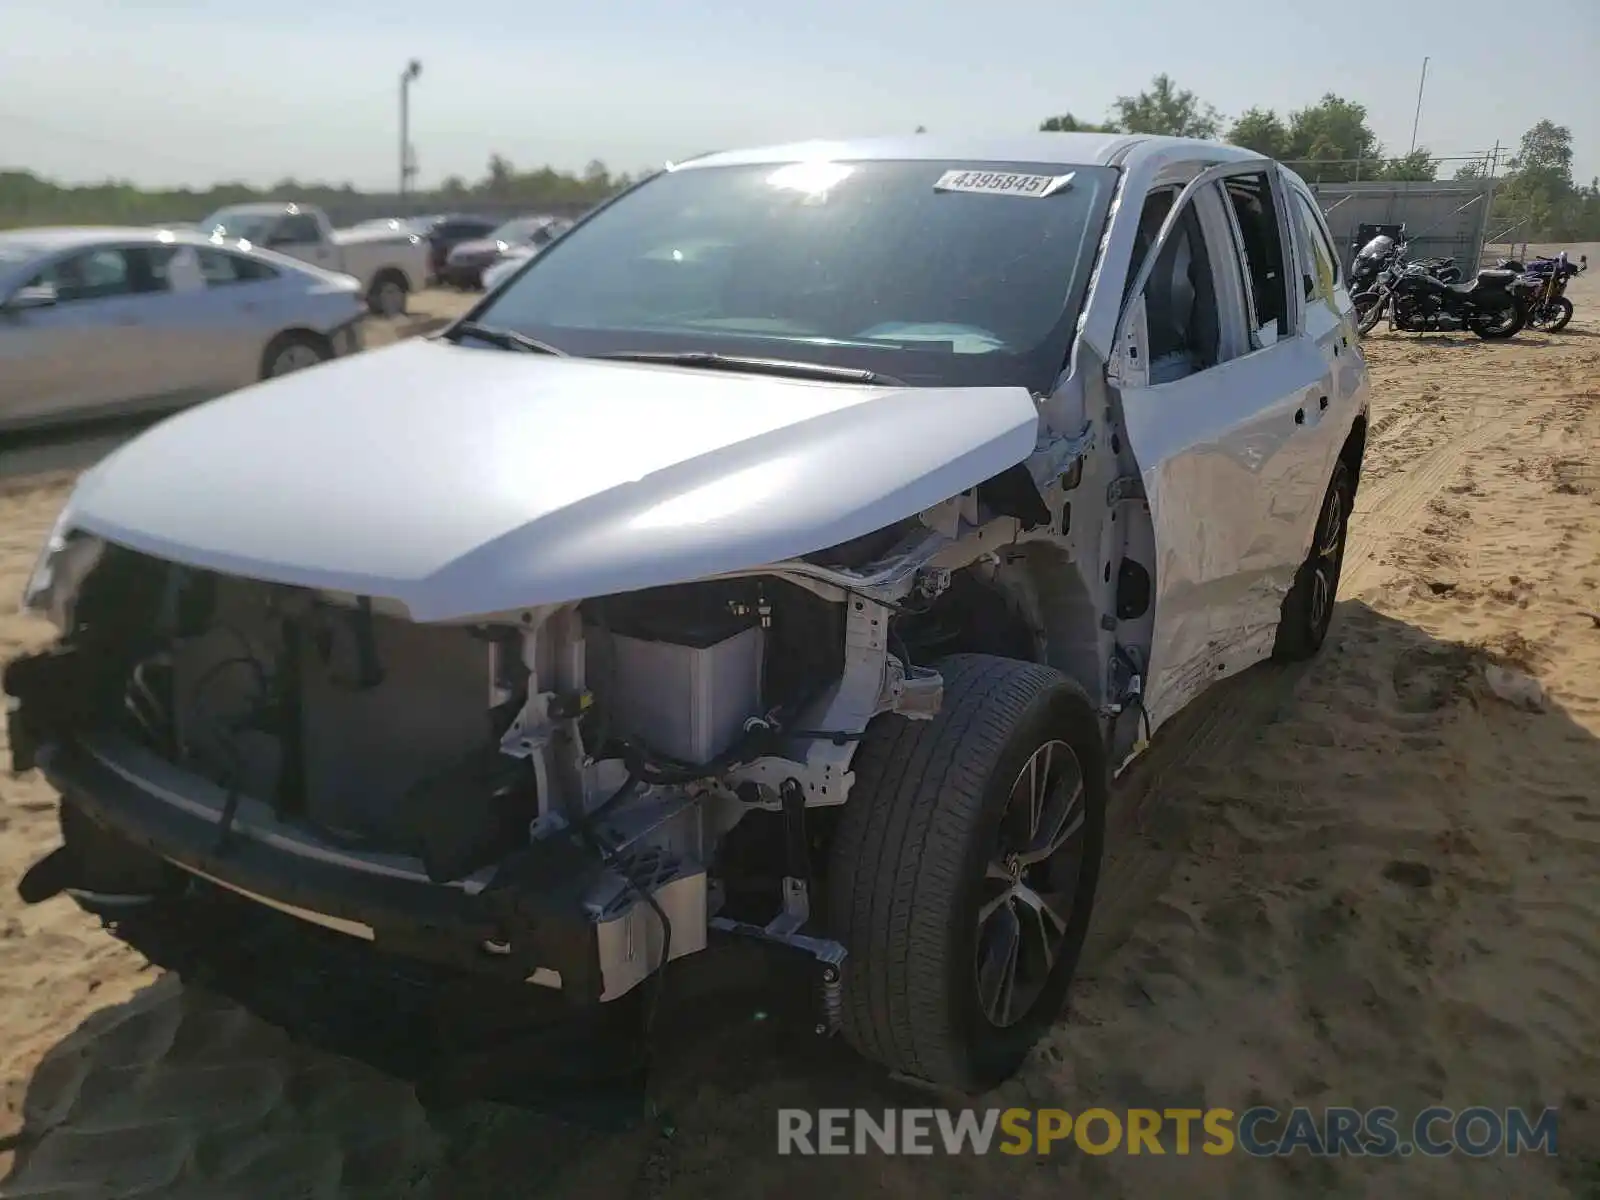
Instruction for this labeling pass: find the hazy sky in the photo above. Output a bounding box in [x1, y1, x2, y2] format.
[4, 0, 1596, 191]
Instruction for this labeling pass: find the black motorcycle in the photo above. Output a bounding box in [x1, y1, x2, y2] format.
[1386, 262, 1524, 339]
[1351, 233, 1406, 335]
[1415, 255, 1462, 284]
[1353, 233, 1484, 336]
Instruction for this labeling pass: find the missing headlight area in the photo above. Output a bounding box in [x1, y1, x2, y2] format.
[5, 541, 948, 1005]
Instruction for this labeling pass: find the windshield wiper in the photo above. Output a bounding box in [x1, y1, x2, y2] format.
[598, 350, 903, 387]
[445, 321, 567, 356]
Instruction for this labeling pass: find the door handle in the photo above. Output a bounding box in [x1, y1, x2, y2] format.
[1294, 408, 1306, 425]
[1319, 395, 1329, 411]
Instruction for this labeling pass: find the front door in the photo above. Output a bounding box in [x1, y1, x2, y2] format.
[1111, 166, 1331, 729]
[267, 212, 337, 271]
[0, 247, 152, 426]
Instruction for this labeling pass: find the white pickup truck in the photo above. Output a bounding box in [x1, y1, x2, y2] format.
[194, 203, 431, 317]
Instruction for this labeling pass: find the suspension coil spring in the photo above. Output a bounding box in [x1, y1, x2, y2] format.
[820, 963, 843, 1034]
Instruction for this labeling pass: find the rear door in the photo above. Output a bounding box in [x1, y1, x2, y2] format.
[1283, 179, 1366, 494]
[1110, 163, 1331, 727]
[184, 246, 292, 389]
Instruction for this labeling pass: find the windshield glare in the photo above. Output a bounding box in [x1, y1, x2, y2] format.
[472, 159, 1116, 389]
[491, 218, 548, 243]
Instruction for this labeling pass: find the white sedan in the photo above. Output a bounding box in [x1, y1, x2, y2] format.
[0, 226, 365, 433]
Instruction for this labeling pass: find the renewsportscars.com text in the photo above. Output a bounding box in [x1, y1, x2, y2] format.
[777, 1106, 1560, 1158]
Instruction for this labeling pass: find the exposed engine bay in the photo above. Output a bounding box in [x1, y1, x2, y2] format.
[9, 536, 972, 1008]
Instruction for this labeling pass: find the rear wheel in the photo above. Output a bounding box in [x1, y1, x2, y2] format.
[1529, 296, 1574, 333]
[1470, 302, 1523, 340]
[367, 271, 409, 317]
[827, 654, 1106, 1090]
[1273, 458, 1353, 661]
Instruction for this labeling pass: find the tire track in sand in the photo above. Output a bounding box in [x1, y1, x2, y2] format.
[1342, 348, 1555, 593]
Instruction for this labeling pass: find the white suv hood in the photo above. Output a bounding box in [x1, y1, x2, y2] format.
[63, 338, 1040, 621]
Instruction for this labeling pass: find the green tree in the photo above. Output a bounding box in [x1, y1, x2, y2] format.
[1507, 120, 1574, 190]
[484, 153, 514, 196]
[1379, 149, 1439, 182]
[1281, 94, 1382, 182]
[1038, 113, 1116, 133]
[1494, 120, 1578, 236]
[1225, 107, 1291, 159]
[0, 153, 627, 231]
[1222, 94, 1381, 179]
[1110, 73, 1220, 138]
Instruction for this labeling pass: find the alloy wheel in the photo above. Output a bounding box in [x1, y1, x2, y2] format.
[975, 739, 1087, 1029]
[1309, 481, 1345, 634]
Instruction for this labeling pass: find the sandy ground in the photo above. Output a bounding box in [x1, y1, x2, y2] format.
[1, 268, 1598, 1198]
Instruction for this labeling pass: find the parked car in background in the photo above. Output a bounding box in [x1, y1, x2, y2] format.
[479, 218, 574, 290]
[196, 203, 430, 316]
[0, 225, 365, 433]
[409, 213, 500, 283]
[8, 134, 1369, 1092]
[440, 215, 569, 289]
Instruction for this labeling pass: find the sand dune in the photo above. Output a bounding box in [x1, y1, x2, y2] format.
[1, 280, 1597, 1198]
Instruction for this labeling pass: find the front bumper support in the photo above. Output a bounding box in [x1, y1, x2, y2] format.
[38, 734, 612, 1001]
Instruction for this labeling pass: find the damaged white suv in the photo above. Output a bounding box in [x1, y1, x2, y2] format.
[8, 134, 1368, 1091]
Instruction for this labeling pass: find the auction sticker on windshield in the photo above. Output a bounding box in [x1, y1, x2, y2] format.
[933, 170, 1075, 197]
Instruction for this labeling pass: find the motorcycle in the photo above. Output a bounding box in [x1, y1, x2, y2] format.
[1497, 251, 1587, 333]
[1351, 233, 1406, 335]
[1414, 255, 1462, 284]
[1353, 232, 1487, 337]
[1387, 261, 1524, 339]
[1354, 230, 1524, 340]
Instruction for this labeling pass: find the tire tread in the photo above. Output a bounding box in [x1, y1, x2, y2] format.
[828, 654, 1086, 1085]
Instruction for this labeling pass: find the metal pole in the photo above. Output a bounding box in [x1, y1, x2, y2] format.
[398, 59, 422, 200]
[1479, 142, 1501, 264]
[1408, 57, 1429, 155]
[399, 76, 409, 198]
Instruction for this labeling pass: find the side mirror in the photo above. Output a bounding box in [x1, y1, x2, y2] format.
[3, 283, 58, 312]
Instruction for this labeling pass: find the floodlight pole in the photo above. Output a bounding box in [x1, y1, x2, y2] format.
[399, 59, 423, 198]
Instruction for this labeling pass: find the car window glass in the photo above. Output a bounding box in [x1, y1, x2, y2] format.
[1291, 192, 1339, 301]
[197, 248, 280, 285]
[26, 247, 175, 302]
[1221, 174, 1290, 338]
[149, 245, 206, 291]
[1132, 189, 1221, 383]
[275, 214, 321, 244]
